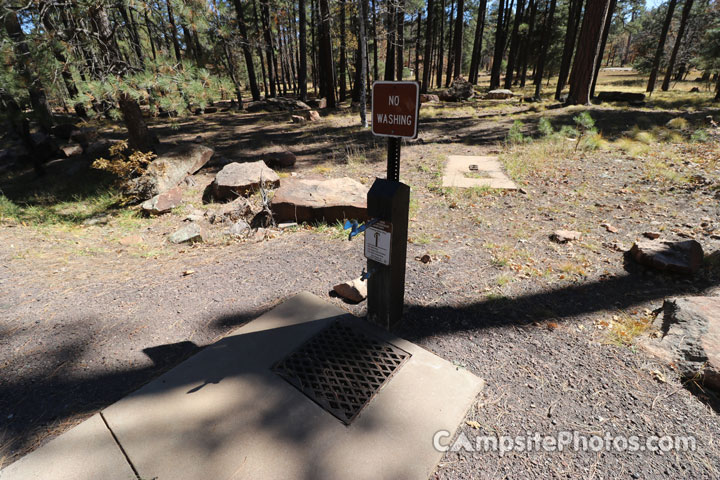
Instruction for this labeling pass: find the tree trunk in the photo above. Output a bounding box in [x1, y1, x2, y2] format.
[590, 0, 616, 98]
[359, 0, 369, 126]
[396, 0, 405, 80]
[338, 0, 348, 99]
[715, 73, 720, 101]
[555, 0, 583, 99]
[661, 0, 694, 91]
[415, 10, 422, 82]
[444, 0, 455, 86]
[518, 0, 537, 86]
[489, 0, 506, 89]
[165, 0, 183, 63]
[384, 0, 396, 80]
[468, 0, 487, 84]
[567, 0, 612, 104]
[422, 0, 435, 91]
[372, 0, 379, 81]
[117, 3, 145, 68]
[318, 0, 337, 107]
[452, 0, 464, 79]
[504, 0, 526, 88]
[232, 0, 262, 100]
[299, 0, 308, 100]
[646, 0, 678, 93]
[533, 0, 557, 99]
[4, 10, 54, 133]
[435, 0, 445, 87]
[260, 0, 277, 97]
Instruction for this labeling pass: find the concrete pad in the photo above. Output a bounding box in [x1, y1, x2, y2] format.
[102, 292, 483, 480]
[442, 155, 518, 189]
[0, 414, 136, 480]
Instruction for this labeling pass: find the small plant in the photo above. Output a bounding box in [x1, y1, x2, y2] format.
[92, 141, 156, 179]
[538, 117, 554, 137]
[690, 129, 710, 143]
[558, 125, 580, 138]
[666, 117, 688, 130]
[573, 112, 598, 151]
[506, 120, 530, 144]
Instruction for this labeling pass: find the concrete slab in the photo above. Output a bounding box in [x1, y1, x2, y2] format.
[442, 155, 518, 189]
[102, 292, 483, 480]
[0, 414, 136, 480]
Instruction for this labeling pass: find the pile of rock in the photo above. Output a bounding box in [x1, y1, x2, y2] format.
[246, 97, 311, 113]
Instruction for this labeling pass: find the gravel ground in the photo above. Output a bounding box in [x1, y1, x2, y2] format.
[1, 104, 719, 478]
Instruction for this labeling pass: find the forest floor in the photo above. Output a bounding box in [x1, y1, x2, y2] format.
[1, 71, 720, 478]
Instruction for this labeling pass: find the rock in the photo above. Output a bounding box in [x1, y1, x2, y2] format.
[551, 230, 582, 243]
[643, 232, 661, 240]
[439, 77, 475, 101]
[333, 277, 368, 303]
[315, 98, 328, 109]
[183, 175, 197, 187]
[30, 132, 60, 161]
[308, 110, 321, 122]
[83, 214, 110, 226]
[595, 91, 646, 104]
[690, 87, 700, 93]
[84, 140, 113, 159]
[263, 149, 296, 168]
[51, 123, 77, 140]
[601, 222, 619, 233]
[184, 214, 204, 222]
[168, 223, 204, 244]
[223, 220, 250, 237]
[271, 177, 368, 223]
[291, 115, 306, 124]
[485, 89, 514, 100]
[61, 144, 83, 158]
[629, 239, 704, 274]
[119, 235, 144, 246]
[141, 186, 183, 215]
[420, 94, 440, 103]
[246, 97, 311, 113]
[208, 197, 253, 224]
[278, 222, 298, 229]
[127, 144, 214, 200]
[653, 297, 720, 390]
[211, 161, 279, 200]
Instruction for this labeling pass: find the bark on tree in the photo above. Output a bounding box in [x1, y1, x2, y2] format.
[339, 0, 348, 99]
[436, 0, 445, 87]
[318, 0, 337, 106]
[533, 0, 557, 99]
[661, 0, 694, 91]
[518, 0, 537, 86]
[489, 0, 506, 89]
[165, 0, 183, 63]
[396, 0, 405, 80]
[590, 0, 616, 98]
[385, 0, 397, 80]
[358, 0, 369, 126]
[555, 0, 583, 99]
[232, 0, 262, 101]
[372, 0, 379, 81]
[260, 0, 277, 97]
[299, 0, 308, 100]
[422, 0, 435, 91]
[468, 0, 487, 84]
[3, 10, 54, 133]
[504, 0, 526, 88]
[452, 0, 464, 79]
[567, 0, 612, 104]
[445, 0, 455, 86]
[415, 10, 421, 81]
[646, 0, 678, 93]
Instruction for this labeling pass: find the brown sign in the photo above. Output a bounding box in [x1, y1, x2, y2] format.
[371, 81, 420, 139]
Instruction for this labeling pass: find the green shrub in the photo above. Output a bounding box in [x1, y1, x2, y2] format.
[506, 120, 529, 144]
[690, 129, 710, 143]
[538, 117, 554, 137]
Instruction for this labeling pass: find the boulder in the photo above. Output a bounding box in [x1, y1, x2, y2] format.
[333, 277, 368, 303]
[629, 239, 704, 275]
[61, 144, 83, 158]
[440, 77, 475, 101]
[141, 186, 183, 215]
[308, 110, 321, 122]
[223, 220, 251, 238]
[420, 94, 440, 103]
[208, 197, 253, 224]
[69, 127, 98, 146]
[168, 223, 204, 244]
[246, 97, 311, 113]
[270, 177, 368, 223]
[291, 115, 306, 124]
[211, 160, 279, 200]
[485, 89, 514, 100]
[127, 144, 214, 200]
[551, 230, 582, 243]
[263, 149, 296, 168]
[653, 297, 720, 390]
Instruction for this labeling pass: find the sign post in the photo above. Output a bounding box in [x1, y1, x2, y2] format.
[366, 81, 419, 330]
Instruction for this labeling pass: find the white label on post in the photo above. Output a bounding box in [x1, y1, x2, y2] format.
[364, 221, 392, 266]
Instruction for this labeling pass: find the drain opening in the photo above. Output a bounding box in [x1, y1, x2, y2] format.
[271, 321, 411, 425]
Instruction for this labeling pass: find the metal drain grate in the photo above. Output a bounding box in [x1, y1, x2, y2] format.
[272, 321, 411, 425]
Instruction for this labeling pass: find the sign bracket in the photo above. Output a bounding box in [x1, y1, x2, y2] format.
[387, 137, 401, 182]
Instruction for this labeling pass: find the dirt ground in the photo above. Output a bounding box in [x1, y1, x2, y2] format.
[1, 77, 720, 478]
